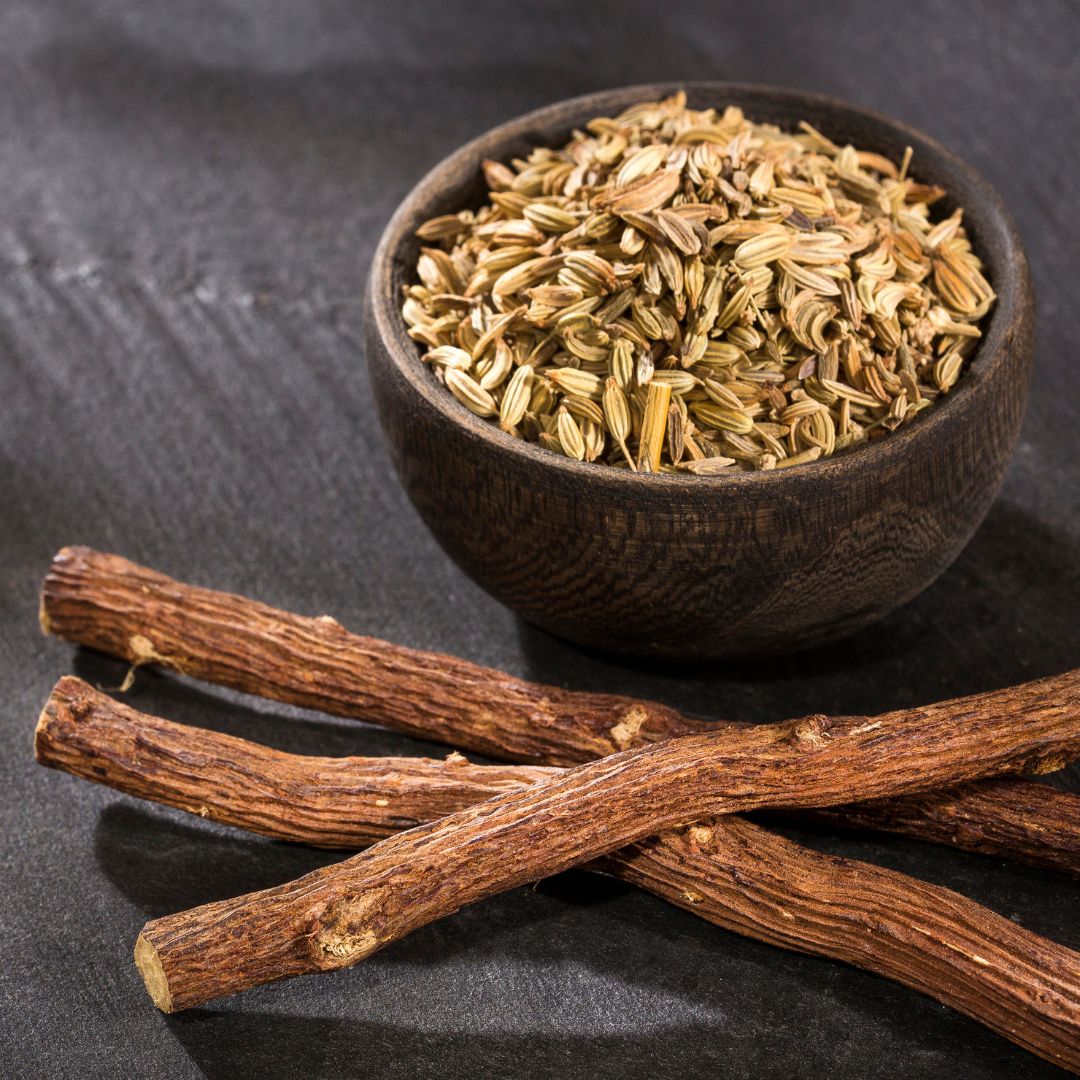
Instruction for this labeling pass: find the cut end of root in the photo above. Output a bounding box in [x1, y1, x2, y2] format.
[135, 934, 174, 1013]
[32, 701, 55, 764]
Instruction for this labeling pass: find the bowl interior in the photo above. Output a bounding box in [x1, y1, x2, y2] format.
[370, 81, 1027, 492]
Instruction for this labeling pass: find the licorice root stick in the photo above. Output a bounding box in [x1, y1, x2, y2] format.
[38, 546, 1080, 871]
[31, 678, 1080, 1067]
[36, 675, 1080, 872]
[36, 679, 1080, 1070]
[109, 667, 1080, 1014]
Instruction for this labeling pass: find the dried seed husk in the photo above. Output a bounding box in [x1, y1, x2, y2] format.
[691, 398, 755, 435]
[562, 251, 619, 294]
[614, 144, 667, 184]
[407, 95, 994, 475]
[651, 370, 699, 395]
[679, 455, 737, 474]
[415, 214, 469, 243]
[733, 231, 793, 269]
[482, 158, 516, 191]
[424, 345, 473, 371]
[479, 340, 514, 390]
[528, 284, 585, 307]
[703, 377, 746, 411]
[562, 394, 605, 426]
[499, 364, 534, 429]
[602, 377, 630, 442]
[655, 208, 702, 255]
[774, 445, 824, 468]
[445, 369, 497, 417]
[934, 351, 964, 392]
[546, 367, 603, 399]
[581, 417, 606, 461]
[715, 285, 751, 331]
[523, 203, 580, 233]
[601, 168, 682, 214]
[636, 348, 656, 387]
[556, 408, 586, 460]
[537, 431, 562, 454]
[609, 338, 635, 391]
[666, 403, 685, 464]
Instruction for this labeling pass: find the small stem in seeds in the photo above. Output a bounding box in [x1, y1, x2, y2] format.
[637, 382, 672, 473]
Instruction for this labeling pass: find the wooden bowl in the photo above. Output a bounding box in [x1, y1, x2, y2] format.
[366, 82, 1034, 660]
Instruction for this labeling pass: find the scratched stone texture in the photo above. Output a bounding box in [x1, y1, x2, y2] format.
[1, 2, 1079, 1077]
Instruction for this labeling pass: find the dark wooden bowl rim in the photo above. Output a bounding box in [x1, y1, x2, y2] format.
[369, 81, 1027, 494]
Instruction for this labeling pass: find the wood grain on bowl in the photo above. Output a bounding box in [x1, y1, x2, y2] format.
[366, 83, 1034, 659]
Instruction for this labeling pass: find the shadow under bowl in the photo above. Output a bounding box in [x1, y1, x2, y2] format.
[366, 81, 1034, 660]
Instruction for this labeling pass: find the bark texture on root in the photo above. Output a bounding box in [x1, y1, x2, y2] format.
[39, 546, 1080, 871]
[38, 678, 1080, 1070]
[48, 669, 1080, 1023]
[37, 675, 1080, 873]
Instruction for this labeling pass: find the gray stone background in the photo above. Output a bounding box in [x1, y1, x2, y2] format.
[2, 2, 1078, 1077]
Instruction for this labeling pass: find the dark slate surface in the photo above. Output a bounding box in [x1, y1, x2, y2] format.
[2, 2, 1079, 1077]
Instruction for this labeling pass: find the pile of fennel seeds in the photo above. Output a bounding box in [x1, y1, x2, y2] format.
[402, 92, 994, 474]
